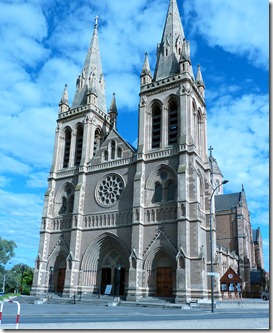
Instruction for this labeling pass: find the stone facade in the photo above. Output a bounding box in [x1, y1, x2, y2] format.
[31, 0, 262, 302]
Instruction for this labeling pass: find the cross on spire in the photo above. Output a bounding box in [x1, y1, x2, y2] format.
[209, 146, 213, 157]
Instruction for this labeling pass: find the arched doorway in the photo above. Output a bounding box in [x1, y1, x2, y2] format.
[52, 254, 67, 294]
[145, 247, 176, 298]
[81, 233, 130, 296]
[99, 250, 126, 296]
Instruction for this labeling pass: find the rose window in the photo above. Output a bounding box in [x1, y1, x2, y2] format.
[96, 174, 124, 206]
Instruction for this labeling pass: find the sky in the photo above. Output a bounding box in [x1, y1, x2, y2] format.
[0, 0, 269, 273]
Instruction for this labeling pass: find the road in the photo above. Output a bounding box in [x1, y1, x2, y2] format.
[0, 301, 269, 330]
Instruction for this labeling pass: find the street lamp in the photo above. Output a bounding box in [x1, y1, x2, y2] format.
[210, 179, 229, 313]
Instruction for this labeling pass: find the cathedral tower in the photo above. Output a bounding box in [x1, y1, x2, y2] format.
[129, 0, 212, 302]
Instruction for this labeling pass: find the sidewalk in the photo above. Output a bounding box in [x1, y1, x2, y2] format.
[10, 295, 269, 310]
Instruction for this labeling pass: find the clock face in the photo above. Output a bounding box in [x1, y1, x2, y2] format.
[228, 273, 233, 279]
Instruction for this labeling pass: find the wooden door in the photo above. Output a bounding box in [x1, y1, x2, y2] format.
[57, 268, 66, 293]
[157, 267, 173, 297]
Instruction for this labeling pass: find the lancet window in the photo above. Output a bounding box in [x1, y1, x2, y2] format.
[63, 128, 72, 168]
[74, 125, 84, 166]
[152, 102, 162, 148]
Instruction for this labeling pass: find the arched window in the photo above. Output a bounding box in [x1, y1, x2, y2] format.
[63, 128, 71, 168]
[167, 181, 175, 201]
[111, 140, 116, 159]
[152, 103, 161, 148]
[93, 128, 102, 157]
[67, 195, 74, 214]
[117, 147, 122, 158]
[58, 186, 74, 216]
[74, 125, 84, 166]
[59, 197, 67, 215]
[154, 183, 163, 202]
[197, 111, 202, 155]
[168, 99, 178, 145]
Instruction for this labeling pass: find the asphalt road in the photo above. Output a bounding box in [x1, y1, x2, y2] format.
[0, 302, 269, 330]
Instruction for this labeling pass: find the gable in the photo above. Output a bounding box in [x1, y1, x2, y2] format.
[89, 128, 136, 166]
[220, 267, 242, 283]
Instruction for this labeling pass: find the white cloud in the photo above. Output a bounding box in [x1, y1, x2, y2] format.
[26, 171, 49, 189]
[0, 154, 31, 175]
[207, 90, 269, 230]
[183, 0, 269, 69]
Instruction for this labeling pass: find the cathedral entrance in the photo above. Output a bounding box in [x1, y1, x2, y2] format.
[114, 267, 125, 296]
[156, 267, 173, 297]
[101, 268, 111, 294]
[57, 268, 66, 293]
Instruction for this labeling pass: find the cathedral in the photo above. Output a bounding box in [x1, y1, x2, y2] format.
[31, 0, 263, 302]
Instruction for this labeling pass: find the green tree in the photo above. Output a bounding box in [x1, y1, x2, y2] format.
[5, 264, 34, 295]
[0, 237, 17, 267]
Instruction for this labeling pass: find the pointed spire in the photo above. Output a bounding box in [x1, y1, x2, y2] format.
[59, 84, 69, 113]
[140, 52, 152, 85]
[60, 84, 69, 104]
[196, 64, 205, 87]
[109, 93, 118, 115]
[195, 64, 205, 97]
[71, 16, 107, 113]
[154, 0, 186, 80]
[109, 93, 118, 128]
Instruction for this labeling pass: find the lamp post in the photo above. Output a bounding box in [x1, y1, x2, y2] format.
[210, 179, 229, 313]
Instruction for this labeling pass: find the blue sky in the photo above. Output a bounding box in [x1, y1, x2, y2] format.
[0, 0, 269, 272]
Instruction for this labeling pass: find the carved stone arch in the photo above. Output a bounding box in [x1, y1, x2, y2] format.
[143, 244, 176, 271]
[143, 239, 176, 297]
[61, 125, 73, 137]
[192, 98, 197, 114]
[148, 98, 163, 111]
[164, 93, 179, 107]
[93, 126, 104, 157]
[54, 182, 75, 216]
[80, 232, 130, 292]
[73, 120, 84, 132]
[145, 164, 177, 203]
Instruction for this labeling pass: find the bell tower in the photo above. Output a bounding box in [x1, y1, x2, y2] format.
[129, 0, 212, 302]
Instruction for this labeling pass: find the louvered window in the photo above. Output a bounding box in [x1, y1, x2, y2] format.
[152, 103, 161, 148]
[75, 125, 83, 166]
[168, 99, 178, 145]
[63, 128, 71, 168]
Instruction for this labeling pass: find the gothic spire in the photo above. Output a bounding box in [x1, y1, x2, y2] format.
[196, 64, 205, 88]
[71, 16, 107, 113]
[154, 0, 185, 80]
[109, 93, 118, 128]
[140, 52, 152, 85]
[59, 84, 69, 113]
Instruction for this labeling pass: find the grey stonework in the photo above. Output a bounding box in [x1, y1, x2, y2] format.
[31, 0, 261, 302]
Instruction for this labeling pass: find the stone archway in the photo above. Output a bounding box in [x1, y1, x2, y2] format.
[144, 247, 176, 297]
[80, 233, 130, 295]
